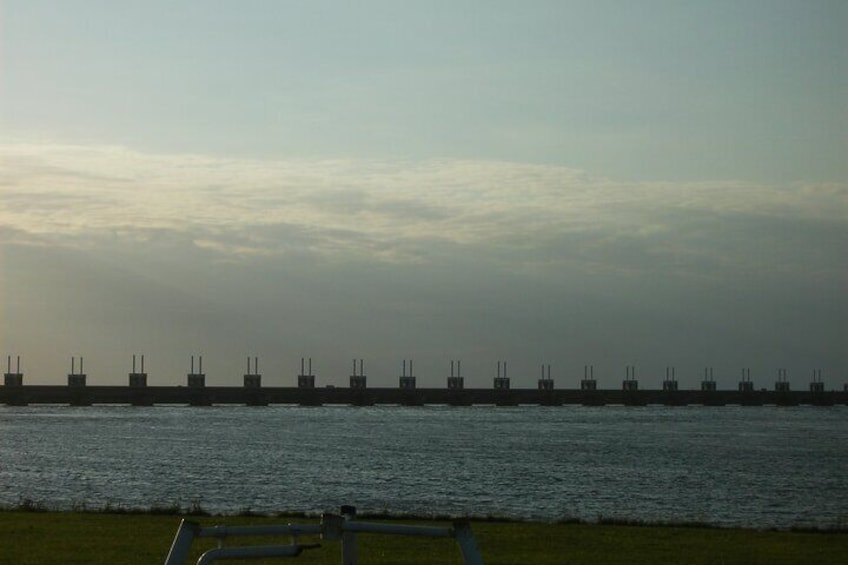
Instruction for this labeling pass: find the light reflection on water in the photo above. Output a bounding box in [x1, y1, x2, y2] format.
[1, 405, 846, 527]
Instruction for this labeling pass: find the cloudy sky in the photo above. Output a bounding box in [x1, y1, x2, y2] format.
[1, 1, 846, 389]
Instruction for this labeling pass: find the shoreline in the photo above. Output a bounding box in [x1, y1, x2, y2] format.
[3, 501, 847, 534]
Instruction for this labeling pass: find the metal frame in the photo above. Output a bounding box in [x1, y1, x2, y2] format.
[164, 506, 484, 565]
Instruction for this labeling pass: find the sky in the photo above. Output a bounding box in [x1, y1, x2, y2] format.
[1, 1, 846, 389]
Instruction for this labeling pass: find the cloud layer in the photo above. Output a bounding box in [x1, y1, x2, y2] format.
[2, 143, 845, 274]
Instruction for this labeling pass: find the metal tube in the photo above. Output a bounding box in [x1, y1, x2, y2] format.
[197, 544, 307, 564]
[454, 520, 485, 565]
[197, 523, 322, 538]
[163, 519, 200, 565]
[341, 507, 359, 565]
[343, 521, 454, 538]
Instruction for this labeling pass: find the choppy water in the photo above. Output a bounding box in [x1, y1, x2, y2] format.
[1, 405, 846, 528]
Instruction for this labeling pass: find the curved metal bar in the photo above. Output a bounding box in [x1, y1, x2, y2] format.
[196, 543, 318, 564]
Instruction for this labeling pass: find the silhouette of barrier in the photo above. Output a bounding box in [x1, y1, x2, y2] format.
[0, 385, 845, 406]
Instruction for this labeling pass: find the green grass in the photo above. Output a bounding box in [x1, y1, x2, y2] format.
[1, 510, 846, 564]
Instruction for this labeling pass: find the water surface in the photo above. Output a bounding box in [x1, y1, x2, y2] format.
[1, 405, 845, 528]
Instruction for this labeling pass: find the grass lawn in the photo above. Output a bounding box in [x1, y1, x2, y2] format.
[1, 511, 846, 564]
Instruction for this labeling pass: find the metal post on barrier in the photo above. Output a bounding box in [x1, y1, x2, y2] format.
[340, 505, 359, 565]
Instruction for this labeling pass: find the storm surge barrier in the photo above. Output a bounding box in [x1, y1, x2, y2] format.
[4, 356, 843, 406]
[164, 505, 483, 565]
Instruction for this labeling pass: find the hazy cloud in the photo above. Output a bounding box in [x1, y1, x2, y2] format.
[2, 143, 844, 277]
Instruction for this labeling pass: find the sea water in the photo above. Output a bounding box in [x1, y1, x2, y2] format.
[1, 404, 846, 528]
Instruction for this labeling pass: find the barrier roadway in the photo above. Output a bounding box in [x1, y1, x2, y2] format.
[0, 385, 845, 407]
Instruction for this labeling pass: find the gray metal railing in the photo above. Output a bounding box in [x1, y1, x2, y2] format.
[164, 505, 484, 565]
